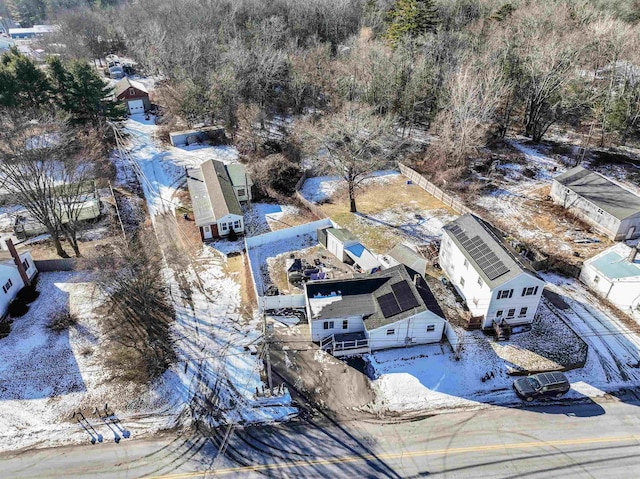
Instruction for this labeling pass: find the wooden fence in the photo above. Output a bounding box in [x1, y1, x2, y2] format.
[398, 163, 474, 216]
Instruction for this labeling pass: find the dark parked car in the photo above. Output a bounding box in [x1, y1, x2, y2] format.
[513, 372, 570, 402]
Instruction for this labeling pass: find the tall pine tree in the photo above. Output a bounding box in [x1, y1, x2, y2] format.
[384, 0, 438, 45]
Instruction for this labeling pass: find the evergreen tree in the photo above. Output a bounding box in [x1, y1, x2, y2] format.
[66, 61, 109, 124]
[384, 0, 438, 45]
[3, 48, 51, 108]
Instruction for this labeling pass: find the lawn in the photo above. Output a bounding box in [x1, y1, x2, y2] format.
[315, 173, 456, 253]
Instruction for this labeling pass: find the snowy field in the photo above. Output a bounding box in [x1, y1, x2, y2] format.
[0, 272, 184, 451]
[244, 203, 303, 237]
[299, 170, 400, 204]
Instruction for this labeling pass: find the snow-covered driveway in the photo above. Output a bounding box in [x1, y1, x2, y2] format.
[543, 273, 640, 386]
[121, 117, 296, 426]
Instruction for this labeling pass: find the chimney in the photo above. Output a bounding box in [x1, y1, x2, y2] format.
[629, 244, 640, 263]
[5, 238, 30, 287]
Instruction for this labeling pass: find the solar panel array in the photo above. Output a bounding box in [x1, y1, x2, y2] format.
[377, 292, 401, 318]
[391, 281, 420, 311]
[376, 281, 421, 319]
[447, 224, 510, 281]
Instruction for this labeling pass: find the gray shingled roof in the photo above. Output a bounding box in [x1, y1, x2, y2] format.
[326, 227, 359, 243]
[305, 265, 443, 330]
[187, 160, 242, 226]
[554, 166, 640, 220]
[442, 214, 540, 289]
[388, 244, 428, 274]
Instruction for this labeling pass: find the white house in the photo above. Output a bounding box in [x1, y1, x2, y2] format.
[0, 251, 38, 320]
[305, 265, 447, 357]
[317, 226, 382, 274]
[580, 243, 640, 312]
[439, 214, 545, 333]
[551, 166, 640, 241]
[186, 160, 252, 241]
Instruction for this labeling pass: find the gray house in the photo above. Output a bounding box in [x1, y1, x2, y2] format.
[551, 166, 640, 241]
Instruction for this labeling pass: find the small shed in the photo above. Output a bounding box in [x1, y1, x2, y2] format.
[319, 226, 382, 274]
[169, 127, 226, 147]
[387, 244, 429, 277]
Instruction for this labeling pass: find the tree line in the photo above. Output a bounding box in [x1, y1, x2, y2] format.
[30, 0, 640, 209]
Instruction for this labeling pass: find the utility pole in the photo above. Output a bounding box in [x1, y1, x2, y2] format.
[108, 180, 127, 241]
[263, 312, 273, 394]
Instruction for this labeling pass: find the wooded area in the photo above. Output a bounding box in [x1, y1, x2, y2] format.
[34, 0, 640, 181]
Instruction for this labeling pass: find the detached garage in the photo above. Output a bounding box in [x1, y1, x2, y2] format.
[114, 77, 151, 115]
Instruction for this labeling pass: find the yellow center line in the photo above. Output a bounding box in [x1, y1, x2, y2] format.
[144, 435, 637, 479]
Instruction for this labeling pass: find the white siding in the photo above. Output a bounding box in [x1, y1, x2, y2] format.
[216, 214, 244, 235]
[367, 310, 445, 350]
[439, 233, 493, 317]
[580, 263, 640, 311]
[439, 231, 544, 329]
[309, 315, 365, 342]
[0, 265, 26, 319]
[483, 274, 545, 329]
[326, 233, 344, 260]
[550, 180, 625, 240]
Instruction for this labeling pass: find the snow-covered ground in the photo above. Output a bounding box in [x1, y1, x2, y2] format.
[299, 170, 400, 204]
[122, 115, 240, 217]
[0, 272, 184, 451]
[244, 203, 302, 237]
[370, 271, 640, 414]
[122, 116, 296, 427]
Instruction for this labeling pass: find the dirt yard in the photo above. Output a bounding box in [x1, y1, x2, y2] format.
[318, 173, 456, 253]
[270, 322, 376, 419]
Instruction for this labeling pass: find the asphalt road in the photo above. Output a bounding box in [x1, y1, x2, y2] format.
[4, 392, 640, 479]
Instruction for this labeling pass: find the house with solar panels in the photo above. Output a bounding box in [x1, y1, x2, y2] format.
[305, 265, 447, 357]
[551, 166, 640, 241]
[439, 214, 545, 334]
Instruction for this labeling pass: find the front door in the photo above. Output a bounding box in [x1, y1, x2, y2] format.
[203, 225, 213, 240]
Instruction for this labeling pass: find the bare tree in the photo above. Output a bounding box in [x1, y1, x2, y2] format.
[432, 59, 507, 165]
[304, 106, 402, 213]
[0, 111, 97, 257]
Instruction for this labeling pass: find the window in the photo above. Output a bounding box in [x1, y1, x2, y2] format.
[204, 225, 211, 232]
[2, 278, 12, 294]
[342, 320, 348, 330]
[426, 324, 435, 332]
[233, 220, 241, 229]
[522, 286, 539, 296]
[129, 88, 135, 95]
[477, 277, 483, 288]
[496, 310, 504, 318]
[519, 307, 528, 317]
[463, 258, 469, 269]
[220, 222, 228, 231]
[460, 277, 465, 287]
[386, 329, 395, 336]
[497, 289, 513, 299]
[22, 258, 29, 270]
[507, 308, 516, 318]
[237, 188, 246, 197]
[323, 321, 334, 330]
